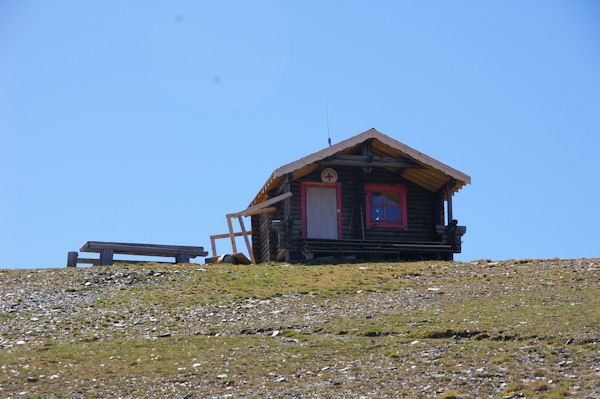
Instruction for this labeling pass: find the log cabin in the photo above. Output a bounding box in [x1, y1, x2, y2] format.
[249, 128, 470, 262]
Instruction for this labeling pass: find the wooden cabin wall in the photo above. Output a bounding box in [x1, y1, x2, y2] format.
[251, 212, 276, 263]
[269, 166, 445, 253]
[250, 215, 261, 262]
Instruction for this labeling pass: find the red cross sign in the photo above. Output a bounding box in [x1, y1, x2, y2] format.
[320, 168, 338, 183]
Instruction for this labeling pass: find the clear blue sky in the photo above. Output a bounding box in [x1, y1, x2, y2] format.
[1, 1, 599, 268]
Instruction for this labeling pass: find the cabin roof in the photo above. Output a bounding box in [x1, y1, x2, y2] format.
[249, 128, 471, 206]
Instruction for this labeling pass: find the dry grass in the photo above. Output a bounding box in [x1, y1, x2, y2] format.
[0, 258, 599, 398]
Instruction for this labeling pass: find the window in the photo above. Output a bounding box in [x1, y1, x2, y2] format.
[364, 184, 407, 229]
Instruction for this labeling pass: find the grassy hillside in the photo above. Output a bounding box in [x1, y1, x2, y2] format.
[1, 258, 599, 398]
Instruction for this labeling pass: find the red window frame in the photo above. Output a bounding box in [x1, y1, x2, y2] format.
[364, 184, 407, 230]
[301, 182, 343, 239]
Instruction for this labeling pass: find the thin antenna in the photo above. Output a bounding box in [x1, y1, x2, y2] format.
[326, 101, 331, 146]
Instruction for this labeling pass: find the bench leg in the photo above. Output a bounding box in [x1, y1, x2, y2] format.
[99, 249, 114, 266]
[175, 254, 190, 264]
[67, 252, 78, 268]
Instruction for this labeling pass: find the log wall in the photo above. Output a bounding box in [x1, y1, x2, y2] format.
[256, 166, 445, 261]
[251, 212, 277, 263]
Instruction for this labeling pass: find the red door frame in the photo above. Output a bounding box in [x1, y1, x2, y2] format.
[301, 182, 342, 239]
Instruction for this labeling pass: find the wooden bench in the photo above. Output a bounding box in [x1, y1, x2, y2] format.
[67, 241, 208, 267]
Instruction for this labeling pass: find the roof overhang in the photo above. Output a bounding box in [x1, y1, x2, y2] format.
[249, 128, 471, 206]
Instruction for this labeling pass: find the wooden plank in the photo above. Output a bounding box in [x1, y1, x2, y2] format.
[301, 238, 454, 254]
[302, 238, 450, 245]
[210, 231, 252, 240]
[237, 216, 255, 264]
[82, 246, 207, 257]
[81, 241, 206, 251]
[242, 207, 276, 217]
[322, 154, 424, 169]
[321, 159, 419, 168]
[226, 215, 237, 253]
[210, 236, 217, 257]
[305, 242, 452, 249]
[81, 241, 206, 255]
[229, 192, 292, 218]
[76, 257, 99, 265]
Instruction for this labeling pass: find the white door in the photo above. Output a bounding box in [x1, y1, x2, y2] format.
[305, 186, 338, 239]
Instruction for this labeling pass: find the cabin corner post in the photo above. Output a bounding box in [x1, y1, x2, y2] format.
[282, 173, 293, 250]
[445, 178, 456, 225]
[284, 173, 292, 218]
[444, 178, 464, 255]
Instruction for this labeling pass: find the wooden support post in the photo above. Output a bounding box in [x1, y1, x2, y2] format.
[67, 252, 78, 268]
[210, 237, 217, 257]
[226, 215, 237, 253]
[446, 188, 453, 223]
[99, 248, 113, 266]
[446, 178, 456, 224]
[237, 216, 255, 264]
[175, 253, 190, 263]
[435, 188, 445, 226]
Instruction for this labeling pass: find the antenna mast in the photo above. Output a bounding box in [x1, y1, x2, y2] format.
[326, 101, 331, 146]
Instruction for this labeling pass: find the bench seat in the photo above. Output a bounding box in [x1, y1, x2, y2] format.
[67, 241, 208, 267]
[80, 241, 208, 257]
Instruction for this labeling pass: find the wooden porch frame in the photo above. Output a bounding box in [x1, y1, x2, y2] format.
[209, 231, 252, 258]
[221, 192, 293, 264]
